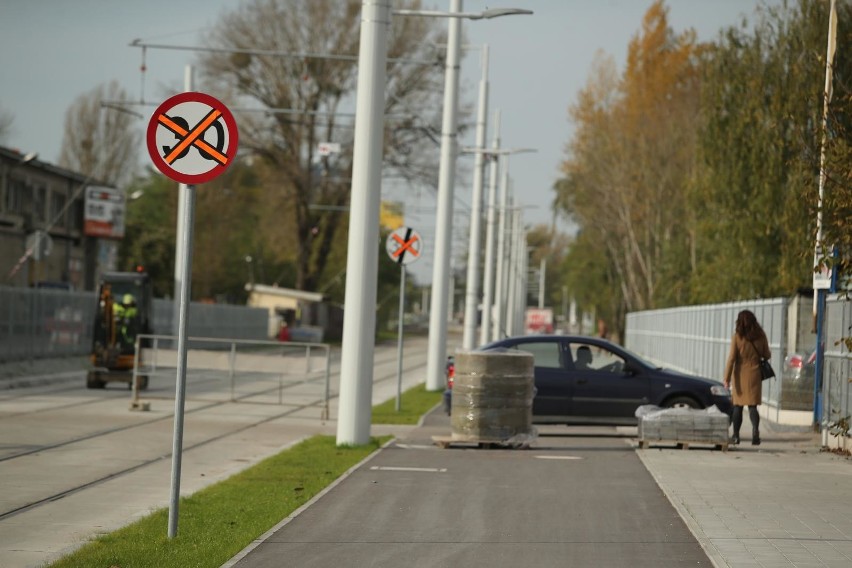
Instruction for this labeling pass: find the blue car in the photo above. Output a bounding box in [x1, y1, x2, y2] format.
[445, 335, 732, 425]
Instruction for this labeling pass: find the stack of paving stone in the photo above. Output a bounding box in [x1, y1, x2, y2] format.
[450, 349, 536, 445]
[637, 405, 729, 446]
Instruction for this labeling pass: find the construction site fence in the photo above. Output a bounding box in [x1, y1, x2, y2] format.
[0, 285, 269, 363]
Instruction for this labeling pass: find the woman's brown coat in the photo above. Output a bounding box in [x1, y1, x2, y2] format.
[723, 333, 770, 406]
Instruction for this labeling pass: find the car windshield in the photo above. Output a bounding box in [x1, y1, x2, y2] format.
[616, 346, 658, 369]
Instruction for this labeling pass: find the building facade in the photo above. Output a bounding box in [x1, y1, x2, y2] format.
[0, 145, 122, 291]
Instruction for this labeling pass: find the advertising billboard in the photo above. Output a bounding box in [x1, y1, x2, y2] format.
[84, 186, 125, 239]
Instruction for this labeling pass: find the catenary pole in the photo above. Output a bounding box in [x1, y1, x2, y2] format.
[336, 0, 390, 446]
[425, 0, 464, 391]
[462, 45, 489, 351]
[480, 110, 501, 346]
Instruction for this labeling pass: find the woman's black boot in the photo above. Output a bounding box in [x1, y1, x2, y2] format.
[748, 406, 760, 445]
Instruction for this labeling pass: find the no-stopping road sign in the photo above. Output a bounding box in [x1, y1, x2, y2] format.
[147, 92, 239, 185]
[386, 226, 422, 265]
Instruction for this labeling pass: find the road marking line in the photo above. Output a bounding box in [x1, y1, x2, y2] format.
[370, 466, 447, 473]
[534, 455, 584, 460]
[394, 444, 434, 450]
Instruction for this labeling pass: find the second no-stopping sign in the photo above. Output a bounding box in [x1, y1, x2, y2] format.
[147, 91, 239, 185]
[386, 227, 422, 265]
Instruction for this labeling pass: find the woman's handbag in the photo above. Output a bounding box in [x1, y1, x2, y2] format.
[758, 358, 775, 381]
[750, 339, 775, 380]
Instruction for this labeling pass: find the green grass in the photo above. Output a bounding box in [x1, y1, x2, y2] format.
[46, 383, 438, 568]
[371, 382, 444, 425]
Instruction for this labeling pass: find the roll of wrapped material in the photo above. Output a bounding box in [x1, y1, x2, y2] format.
[451, 349, 535, 442]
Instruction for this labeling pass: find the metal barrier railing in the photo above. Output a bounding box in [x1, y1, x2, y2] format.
[130, 334, 332, 419]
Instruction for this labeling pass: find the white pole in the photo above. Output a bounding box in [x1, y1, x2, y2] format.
[462, 45, 489, 351]
[538, 258, 546, 309]
[506, 205, 518, 336]
[336, 0, 390, 446]
[493, 164, 509, 340]
[816, 0, 838, 441]
[167, 183, 196, 538]
[425, 0, 463, 391]
[173, 65, 193, 347]
[520, 232, 529, 335]
[479, 110, 501, 346]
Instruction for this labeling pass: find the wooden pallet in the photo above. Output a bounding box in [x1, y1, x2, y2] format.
[638, 439, 729, 452]
[432, 435, 531, 450]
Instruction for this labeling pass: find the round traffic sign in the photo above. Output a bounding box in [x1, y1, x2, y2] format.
[386, 227, 423, 265]
[146, 91, 239, 185]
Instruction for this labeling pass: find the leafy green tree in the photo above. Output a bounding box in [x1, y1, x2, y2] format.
[692, 0, 852, 302]
[555, 1, 702, 325]
[120, 170, 177, 297]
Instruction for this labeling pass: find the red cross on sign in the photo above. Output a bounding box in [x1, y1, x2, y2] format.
[146, 92, 239, 185]
[386, 227, 423, 266]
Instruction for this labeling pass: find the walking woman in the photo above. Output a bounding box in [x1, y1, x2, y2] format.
[723, 310, 771, 445]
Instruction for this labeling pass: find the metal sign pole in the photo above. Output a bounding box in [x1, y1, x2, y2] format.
[383, 226, 422, 415]
[395, 267, 406, 412]
[167, 184, 196, 538]
[145, 81, 237, 538]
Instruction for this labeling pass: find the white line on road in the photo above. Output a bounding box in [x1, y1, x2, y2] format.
[534, 455, 584, 460]
[370, 466, 447, 473]
[394, 444, 435, 450]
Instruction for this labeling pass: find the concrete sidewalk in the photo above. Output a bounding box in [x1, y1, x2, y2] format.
[636, 421, 852, 567]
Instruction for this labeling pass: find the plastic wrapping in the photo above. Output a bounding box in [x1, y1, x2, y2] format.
[635, 404, 726, 420]
[636, 404, 729, 444]
[450, 350, 537, 445]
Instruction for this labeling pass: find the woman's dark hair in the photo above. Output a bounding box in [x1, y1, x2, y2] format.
[735, 310, 765, 342]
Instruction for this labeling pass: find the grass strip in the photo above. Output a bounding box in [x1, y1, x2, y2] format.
[48, 436, 387, 568]
[47, 383, 438, 568]
[371, 382, 443, 425]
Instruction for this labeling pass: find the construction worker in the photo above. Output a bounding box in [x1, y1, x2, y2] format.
[113, 294, 138, 350]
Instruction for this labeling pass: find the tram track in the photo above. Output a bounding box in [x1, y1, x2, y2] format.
[0, 345, 430, 523]
[0, 393, 327, 522]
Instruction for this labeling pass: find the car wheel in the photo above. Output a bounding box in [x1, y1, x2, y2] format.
[663, 396, 702, 410]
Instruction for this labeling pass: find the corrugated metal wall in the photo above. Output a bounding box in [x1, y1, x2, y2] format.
[0, 286, 268, 363]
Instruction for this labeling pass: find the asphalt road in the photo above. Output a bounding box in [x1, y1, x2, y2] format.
[228, 411, 710, 568]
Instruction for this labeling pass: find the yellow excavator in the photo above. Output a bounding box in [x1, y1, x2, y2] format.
[87, 270, 152, 390]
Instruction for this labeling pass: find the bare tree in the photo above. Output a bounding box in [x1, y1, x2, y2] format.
[0, 105, 13, 143]
[199, 0, 447, 291]
[58, 81, 141, 187]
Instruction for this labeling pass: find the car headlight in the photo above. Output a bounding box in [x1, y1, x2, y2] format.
[710, 385, 731, 397]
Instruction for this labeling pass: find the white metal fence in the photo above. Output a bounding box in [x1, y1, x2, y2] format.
[625, 296, 851, 427]
[130, 335, 332, 418]
[824, 296, 852, 434]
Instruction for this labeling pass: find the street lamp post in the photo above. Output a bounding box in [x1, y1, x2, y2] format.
[425, 0, 464, 391]
[337, 1, 531, 445]
[480, 110, 501, 346]
[469, 142, 535, 344]
[398, 3, 531, 392]
[336, 0, 391, 446]
[461, 44, 489, 351]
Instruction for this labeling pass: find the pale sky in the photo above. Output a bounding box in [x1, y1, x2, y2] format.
[1, 0, 777, 284]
